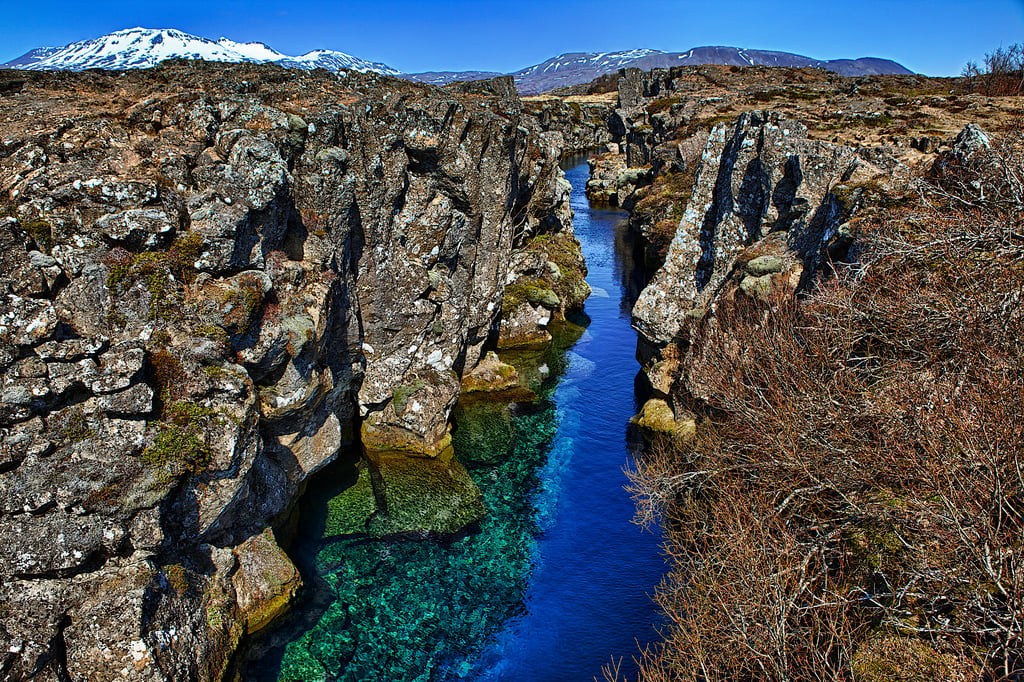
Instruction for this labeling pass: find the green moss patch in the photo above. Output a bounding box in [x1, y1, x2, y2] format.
[502, 278, 560, 317]
[392, 379, 426, 415]
[141, 424, 212, 479]
[105, 231, 205, 320]
[58, 410, 96, 443]
[505, 232, 590, 317]
[646, 96, 681, 115]
[141, 400, 230, 480]
[218, 274, 264, 335]
[22, 219, 52, 253]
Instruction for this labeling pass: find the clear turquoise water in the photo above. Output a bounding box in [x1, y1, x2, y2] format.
[243, 159, 664, 681]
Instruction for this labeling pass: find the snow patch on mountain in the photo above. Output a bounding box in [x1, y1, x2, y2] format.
[515, 49, 662, 78]
[2, 27, 400, 75]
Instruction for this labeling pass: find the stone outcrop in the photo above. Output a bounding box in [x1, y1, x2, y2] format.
[633, 110, 901, 346]
[460, 351, 519, 393]
[0, 62, 581, 680]
[626, 110, 904, 438]
[497, 228, 590, 349]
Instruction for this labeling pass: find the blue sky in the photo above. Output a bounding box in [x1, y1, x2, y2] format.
[2, 0, 1022, 75]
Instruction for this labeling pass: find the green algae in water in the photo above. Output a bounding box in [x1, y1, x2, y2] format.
[323, 466, 375, 537]
[365, 448, 486, 537]
[272, 320, 583, 682]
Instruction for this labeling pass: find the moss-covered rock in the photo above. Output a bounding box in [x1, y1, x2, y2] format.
[497, 302, 555, 350]
[364, 447, 485, 536]
[633, 398, 696, 440]
[523, 233, 591, 312]
[502, 279, 560, 315]
[231, 529, 302, 635]
[739, 273, 774, 301]
[461, 351, 520, 394]
[360, 422, 453, 458]
[745, 255, 785, 275]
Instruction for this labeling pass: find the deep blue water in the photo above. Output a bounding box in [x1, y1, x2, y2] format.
[243, 158, 664, 682]
[473, 159, 665, 681]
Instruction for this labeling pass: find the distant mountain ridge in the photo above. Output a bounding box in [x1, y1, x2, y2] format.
[405, 71, 505, 86]
[2, 29, 913, 95]
[499, 46, 913, 95]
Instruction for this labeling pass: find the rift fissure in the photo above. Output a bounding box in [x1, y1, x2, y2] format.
[1, 50, 1019, 682]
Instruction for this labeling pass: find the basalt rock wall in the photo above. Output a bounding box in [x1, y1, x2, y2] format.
[0, 62, 577, 681]
[522, 98, 616, 155]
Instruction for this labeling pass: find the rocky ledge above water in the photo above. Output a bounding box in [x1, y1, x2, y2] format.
[0, 62, 584, 680]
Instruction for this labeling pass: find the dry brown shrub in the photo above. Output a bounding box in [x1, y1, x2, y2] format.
[619, 121, 1024, 681]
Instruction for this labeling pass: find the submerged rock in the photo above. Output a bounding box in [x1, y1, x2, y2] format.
[364, 447, 486, 537]
[323, 464, 377, 536]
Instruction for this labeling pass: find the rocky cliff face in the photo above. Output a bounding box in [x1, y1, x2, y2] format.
[0, 62, 579, 680]
[632, 110, 904, 346]
[521, 97, 616, 155]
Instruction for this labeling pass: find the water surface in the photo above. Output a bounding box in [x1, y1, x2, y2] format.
[474, 158, 665, 681]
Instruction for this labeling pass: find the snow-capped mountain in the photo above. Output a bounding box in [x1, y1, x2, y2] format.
[276, 50, 400, 74]
[510, 49, 663, 95]
[1, 46, 64, 68]
[2, 30, 913, 94]
[1, 28, 400, 75]
[513, 48, 662, 80]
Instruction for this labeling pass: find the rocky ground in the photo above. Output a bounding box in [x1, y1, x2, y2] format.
[566, 64, 1022, 272]
[0, 62, 587, 680]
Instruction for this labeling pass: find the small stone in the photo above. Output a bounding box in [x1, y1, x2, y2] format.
[745, 255, 785, 276]
[28, 251, 57, 268]
[740, 274, 774, 301]
[461, 351, 519, 394]
[634, 398, 696, 439]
